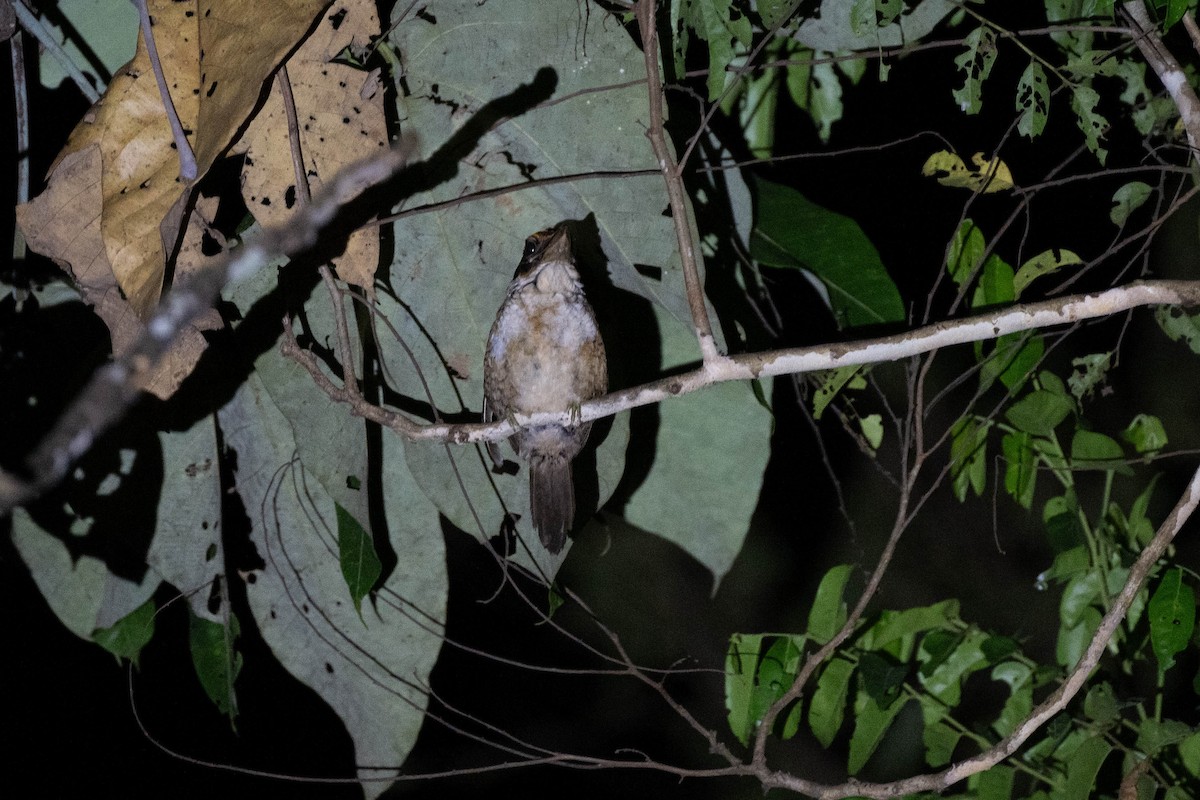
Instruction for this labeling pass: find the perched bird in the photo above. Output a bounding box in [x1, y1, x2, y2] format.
[483, 223, 608, 553]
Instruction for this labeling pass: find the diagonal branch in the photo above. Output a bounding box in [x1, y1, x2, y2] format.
[4, 146, 412, 512]
[760, 461, 1200, 799]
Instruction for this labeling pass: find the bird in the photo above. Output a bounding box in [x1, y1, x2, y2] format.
[483, 223, 608, 553]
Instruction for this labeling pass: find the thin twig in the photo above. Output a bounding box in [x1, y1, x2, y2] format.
[130, 0, 198, 180]
[634, 0, 720, 363]
[11, 0, 100, 102]
[10, 25, 28, 263]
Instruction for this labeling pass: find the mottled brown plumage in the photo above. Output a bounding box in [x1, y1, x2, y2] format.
[483, 224, 607, 553]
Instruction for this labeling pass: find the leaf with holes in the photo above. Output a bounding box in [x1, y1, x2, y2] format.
[1149, 568, 1196, 672]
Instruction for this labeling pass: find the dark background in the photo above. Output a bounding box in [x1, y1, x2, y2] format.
[4, 4, 1200, 799]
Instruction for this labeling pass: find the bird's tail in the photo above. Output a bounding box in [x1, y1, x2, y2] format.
[529, 454, 574, 553]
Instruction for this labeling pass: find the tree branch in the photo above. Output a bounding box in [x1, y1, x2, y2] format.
[1123, 1, 1200, 151]
[3, 146, 411, 513]
[634, 0, 721, 363]
[282, 278, 1200, 446]
[760, 461, 1200, 798]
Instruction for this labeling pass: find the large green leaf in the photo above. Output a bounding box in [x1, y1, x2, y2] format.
[623, 312, 770, 587]
[388, 0, 713, 340]
[750, 178, 904, 328]
[218, 369, 445, 790]
[11, 506, 159, 640]
[383, 1, 745, 575]
[145, 415, 226, 622]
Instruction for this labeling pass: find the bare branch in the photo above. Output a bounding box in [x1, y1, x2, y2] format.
[1123, 1, 1200, 151]
[283, 278, 1200, 447]
[634, 0, 721, 363]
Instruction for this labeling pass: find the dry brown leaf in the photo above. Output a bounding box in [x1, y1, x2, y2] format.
[15, 147, 210, 398]
[238, 0, 388, 291]
[17, 0, 330, 397]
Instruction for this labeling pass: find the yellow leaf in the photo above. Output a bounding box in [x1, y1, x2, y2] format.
[16, 0, 330, 398]
[921, 150, 1015, 193]
[237, 0, 389, 292]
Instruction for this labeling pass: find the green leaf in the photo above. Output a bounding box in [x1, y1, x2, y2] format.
[813, 365, 868, 419]
[1125, 474, 1161, 546]
[990, 661, 1033, 738]
[918, 629, 959, 676]
[786, 53, 844, 142]
[1016, 61, 1050, 138]
[92, 598, 156, 666]
[950, 416, 990, 501]
[808, 564, 854, 644]
[971, 255, 1015, 308]
[921, 709, 962, 767]
[1006, 390, 1074, 436]
[751, 178, 904, 328]
[1180, 731, 1200, 776]
[757, 0, 795, 28]
[1013, 249, 1083, 296]
[1083, 682, 1119, 724]
[1111, 181, 1152, 226]
[947, 219, 986, 286]
[981, 635, 1019, 663]
[810, 657, 854, 747]
[865, 600, 960, 652]
[848, 687, 907, 774]
[1060, 570, 1103, 628]
[1064, 736, 1113, 800]
[219, 369, 445, 778]
[724, 633, 806, 746]
[188, 609, 242, 724]
[1164, 0, 1191, 29]
[850, 0, 904, 32]
[1057, 606, 1102, 668]
[11, 507, 159, 641]
[858, 651, 907, 707]
[975, 766, 1016, 800]
[1123, 413, 1168, 454]
[1149, 568, 1196, 672]
[1070, 429, 1130, 472]
[336, 503, 382, 621]
[979, 333, 1044, 392]
[622, 345, 771, 587]
[1155, 306, 1200, 354]
[679, 0, 753, 100]
[918, 629, 989, 707]
[953, 26, 998, 115]
[1002, 431, 1036, 509]
[1137, 718, 1194, 754]
[860, 414, 883, 450]
[35, 0, 137, 92]
[1071, 85, 1108, 163]
[1067, 353, 1112, 401]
